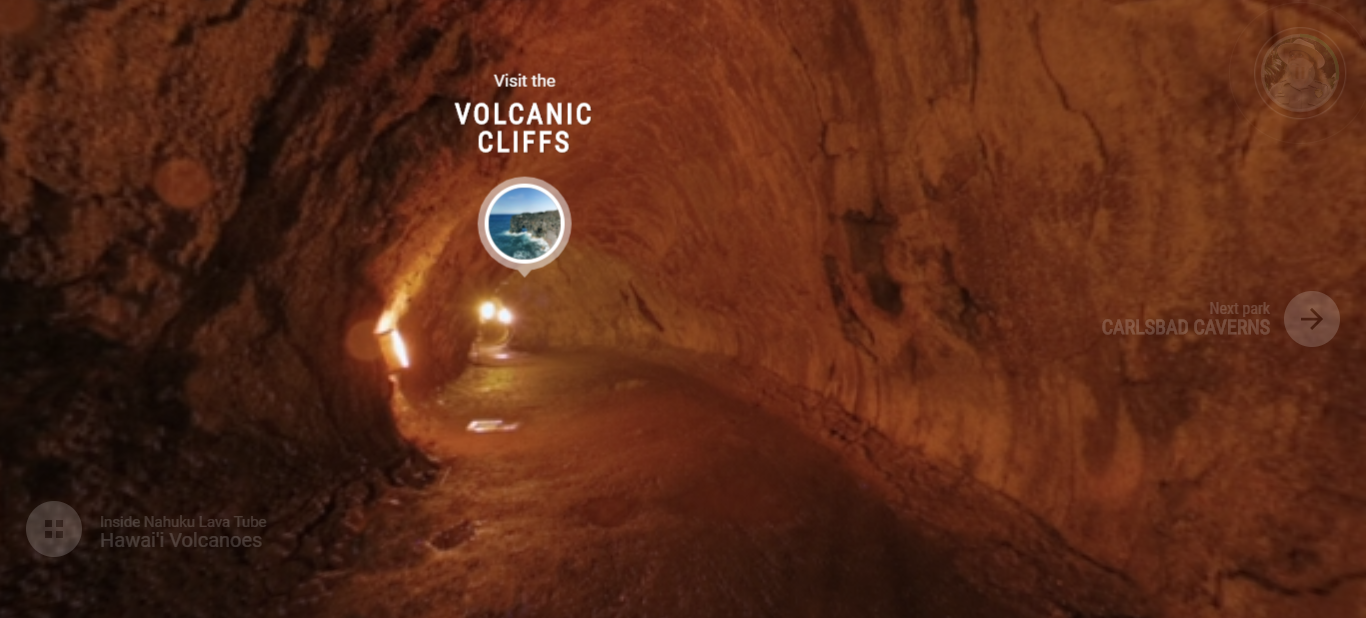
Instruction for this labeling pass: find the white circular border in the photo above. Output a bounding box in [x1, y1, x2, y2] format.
[484, 183, 566, 264]
[477, 177, 572, 276]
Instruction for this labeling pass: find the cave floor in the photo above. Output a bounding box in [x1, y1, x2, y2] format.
[304, 351, 1031, 618]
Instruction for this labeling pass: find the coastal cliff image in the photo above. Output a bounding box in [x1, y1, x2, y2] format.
[509, 211, 561, 248]
[488, 187, 563, 260]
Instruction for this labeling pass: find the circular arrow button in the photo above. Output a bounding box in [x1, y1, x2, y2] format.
[1284, 291, 1340, 347]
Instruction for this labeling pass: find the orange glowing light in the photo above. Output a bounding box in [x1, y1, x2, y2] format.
[377, 329, 410, 371]
[375, 310, 396, 334]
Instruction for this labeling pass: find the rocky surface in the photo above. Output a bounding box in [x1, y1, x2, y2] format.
[0, 0, 487, 613]
[483, 2, 1366, 617]
[2, 0, 1364, 616]
[309, 351, 1145, 618]
[508, 210, 560, 248]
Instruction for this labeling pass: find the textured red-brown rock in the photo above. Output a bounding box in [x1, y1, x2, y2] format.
[152, 158, 214, 210]
[0, 0, 489, 613]
[3, 0, 1364, 616]
[413, 2, 1366, 616]
[0, 0, 41, 36]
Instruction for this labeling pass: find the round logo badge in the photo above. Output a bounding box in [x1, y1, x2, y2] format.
[26, 501, 82, 557]
[1255, 28, 1345, 118]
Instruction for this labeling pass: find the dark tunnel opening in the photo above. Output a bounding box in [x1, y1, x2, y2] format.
[2, 0, 1365, 617]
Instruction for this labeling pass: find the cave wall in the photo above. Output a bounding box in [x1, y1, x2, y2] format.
[0, 0, 501, 612]
[413, 1, 1366, 616]
[3, 0, 1364, 615]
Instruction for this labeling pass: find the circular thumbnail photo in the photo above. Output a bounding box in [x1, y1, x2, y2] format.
[487, 184, 564, 262]
[477, 178, 572, 276]
[1256, 29, 1344, 117]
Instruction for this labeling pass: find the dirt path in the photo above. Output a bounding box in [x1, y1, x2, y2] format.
[309, 351, 1029, 617]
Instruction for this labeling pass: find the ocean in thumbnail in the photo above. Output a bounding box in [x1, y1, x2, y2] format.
[489, 213, 550, 260]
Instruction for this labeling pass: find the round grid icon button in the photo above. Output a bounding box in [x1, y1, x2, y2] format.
[26, 501, 82, 557]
